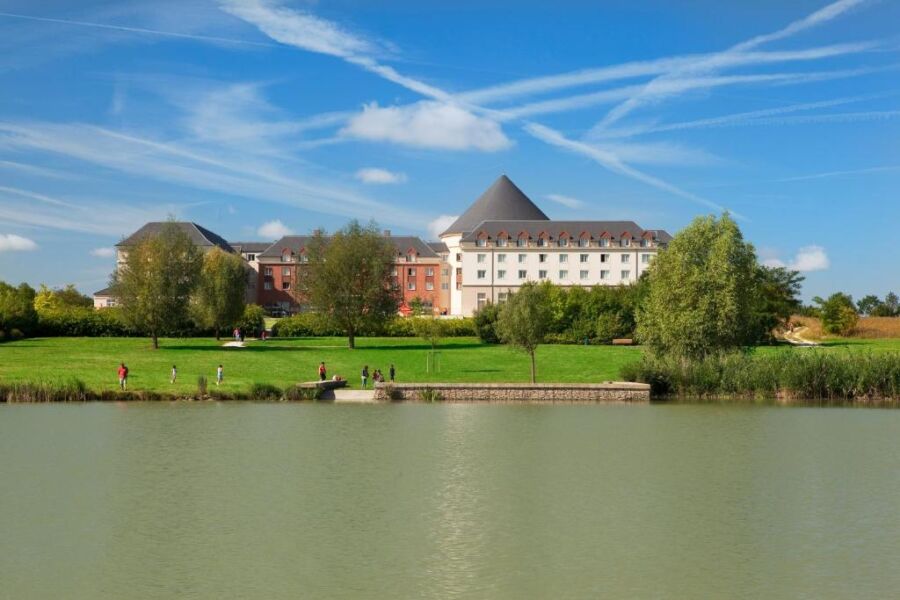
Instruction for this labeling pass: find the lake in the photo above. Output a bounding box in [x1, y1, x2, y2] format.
[1, 403, 899, 599]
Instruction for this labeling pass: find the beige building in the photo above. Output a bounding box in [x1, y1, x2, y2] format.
[440, 176, 672, 316]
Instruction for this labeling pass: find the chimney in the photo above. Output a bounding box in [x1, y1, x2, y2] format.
[383, 229, 391, 237]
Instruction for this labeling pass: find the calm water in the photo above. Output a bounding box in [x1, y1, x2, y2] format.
[1, 403, 899, 599]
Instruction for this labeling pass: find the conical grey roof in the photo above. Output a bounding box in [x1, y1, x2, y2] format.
[441, 175, 549, 236]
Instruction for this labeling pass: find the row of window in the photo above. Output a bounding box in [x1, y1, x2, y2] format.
[476, 253, 652, 265]
[477, 269, 633, 281]
[475, 237, 652, 248]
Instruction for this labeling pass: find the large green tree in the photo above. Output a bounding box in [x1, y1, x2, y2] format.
[111, 222, 202, 349]
[495, 282, 552, 383]
[299, 221, 399, 349]
[750, 265, 804, 342]
[0, 281, 38, 336]
[194, 247, 248, 339]
[636, 213, 760, 358]
[817, 292, 858, 335]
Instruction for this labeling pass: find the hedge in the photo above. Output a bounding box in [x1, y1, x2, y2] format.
[272, 314, 476, 338]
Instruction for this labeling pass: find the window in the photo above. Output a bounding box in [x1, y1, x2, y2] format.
[559, 270, 568, 279]
[498, 292, 508, 304]
[537, 237, 548, 247]
[264, 267, 273, 276]
[600, 238, 609, 247]
[426, 267, 434, 276]
[558, 237, 569, 247]
[621, 270, 631, 280]
[621, 254, 630, 263]
[642, 254, 652, 264]
[580, 254, 589, 263]
[600, 270, 610, 280]
[407, 268, 416, 276]
[641, 239, 649, 248]
[580, 270, 589, 280]
[600, 254, 610, 263]
[407, 281, 416, 291]
[441, 283, 449, 290]
[497, 269, 506, 279]
[282, 267, 291, 276]
[497, 253, 506, 263]
[477, 270, 487, 279]
[518, 269, 527, 279]
[476, 238, 487, 247]
[299, 254, 309, 264]
[621, 238, 631, 247]
[477, 293, 487, 310]
[497, 237, 508, 247]
[559, 254, 568, 263]
[517, 236, 528, 247]
[539, 253, 548, 263]
[518, 254, 527, 263]
[456, 253, 462, 262]
[247, 253, 256, 261]
[442, 268, 450, 276]
[538, 270, 547, 279]
[579, 237, 590, 248]
[264, 281, 273, 290]
[282, 251, 291, 262]
[406, 253, 416, 263]
[281, 281, 290, 291]
[477, 254, 486, 263]
[425, 281, 434, 291]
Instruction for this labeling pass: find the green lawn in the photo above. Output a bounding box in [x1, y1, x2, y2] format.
[2, 336, 898, 395]
[0, 336, 642, 393]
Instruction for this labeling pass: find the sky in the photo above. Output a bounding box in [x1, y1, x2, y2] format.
[0, 0, 898, 301]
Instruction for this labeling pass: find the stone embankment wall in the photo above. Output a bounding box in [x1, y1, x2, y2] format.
[373, 382, 651, 403]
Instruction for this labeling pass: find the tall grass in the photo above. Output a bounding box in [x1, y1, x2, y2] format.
[621, 350, 900, 402]
[792, 315, 900, 340]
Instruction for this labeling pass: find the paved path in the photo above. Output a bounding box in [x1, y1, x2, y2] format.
[783, 326, 820, 347]
[331, 389, 377, 403]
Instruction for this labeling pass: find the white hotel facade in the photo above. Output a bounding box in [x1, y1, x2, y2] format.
[441, 175, 672, 316]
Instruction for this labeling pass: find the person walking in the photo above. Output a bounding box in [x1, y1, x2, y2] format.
[171, 365, 177, 384]
[117, 362, 128, 390]
[389, 364, 395, 382]
[216, 364, 224, 386]
[318, 362, 327, 381]
[361, 365, 369, 389]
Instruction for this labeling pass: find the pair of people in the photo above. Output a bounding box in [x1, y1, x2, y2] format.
[361, 364, 396, 388]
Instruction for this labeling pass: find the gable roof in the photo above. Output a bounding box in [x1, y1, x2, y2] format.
[441, 175, 549, 236]
[259, 235, 439, 259]
[117, 222, 234, 253]
[460, 220, 672, 243]
[229, 241, 274, 254]
[427, 241, 449, 254]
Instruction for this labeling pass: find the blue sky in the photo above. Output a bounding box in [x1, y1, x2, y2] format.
[0, 0, 898, 300]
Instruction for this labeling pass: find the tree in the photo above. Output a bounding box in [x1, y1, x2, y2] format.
[111, 221, 202, 349]
[873, 292, 900, 317]
[495, 282, 552, 383]
[194, 247, 248, 339]
[636, 213, 760, 358]
[238, 304, 266, 337]
[473, 301, 502, 343]
[412, 316, 446, 372]
[856, 294, 883, 316]
[750, 266, 804, 341]
[818, 292, 858, 335]
[298, 221, 399, 349]
[34, 284, 92, 314]
[0, 281, 38, 336]
[408, 296, 427, 316]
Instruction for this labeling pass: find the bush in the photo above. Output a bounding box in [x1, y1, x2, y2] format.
[197, 375, 208, 397]
[237, 304, 266, 337]
[36, 307, 139, 337]
[473, 302, 502, 343]
[819, 293, 859, 335]
[283, 384, 322, 401]
[248, 382, 282, 401]
[274, 313, 476, 338]
[417, 388, 443, 402]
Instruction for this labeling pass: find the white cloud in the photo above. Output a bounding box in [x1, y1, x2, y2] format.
[546, 194, 585, 209]
[428, 215, 459, 239]
[90, 247, 115, 257]
[342, 101, 511, 152]
[257, 219, 293, 239]
[355, 167, 407, 184]
[0, 233, 38, 252]
[763, 245, 830, 272]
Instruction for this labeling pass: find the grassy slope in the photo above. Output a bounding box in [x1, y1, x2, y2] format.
[0, 336, 643, 393]
[1, 336, 897, 394]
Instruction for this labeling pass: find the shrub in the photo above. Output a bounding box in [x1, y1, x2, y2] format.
[272, 312, 345, 337]
[417, 388, 443, 402]
[197, 375, 208, 397]
[248, 382, 282, 401]
[36, 307, 139, 337]
[9, 328, 24, 340]
[819, 293, 859, 335]
[473, 302, 502, 343]
[283, 385, 322, 401]
[237, 304, 266, 337]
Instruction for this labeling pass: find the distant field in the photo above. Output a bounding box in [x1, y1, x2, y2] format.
[1, 336, 897, 394]
[792, 316, 900, 340]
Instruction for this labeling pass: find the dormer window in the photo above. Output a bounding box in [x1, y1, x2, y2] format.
[578, 237, 590, 248]
[537, 237, 548, 247]
[621, 238, 631, 247]
[558, 236, 569, 248]
[299, 253, 309, 263]
[497, 235, 508, 247]
[282, 250, 291, 262]
[406, 253, 416, 263]
[599, 238, 609, 247]
[476, 238, 487, 247]
[517, 235, 528, 247]
[641, 239, 649, 248]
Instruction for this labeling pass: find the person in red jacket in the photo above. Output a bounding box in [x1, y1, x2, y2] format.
[318, 362, 327, 381]
[118, 363, 128, 390]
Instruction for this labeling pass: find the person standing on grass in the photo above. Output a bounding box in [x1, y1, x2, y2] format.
[389, 364, 395, 382]
[361, 365, 369, 389]
[171, 365, 177, 384]
[216, 364, 224, 386]
[118, 362, 128, 390]
[318, 362, 327, 381]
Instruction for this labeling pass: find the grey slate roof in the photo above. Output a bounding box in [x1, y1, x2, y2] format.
[229, 241, 274, 253]
[260, 235, 439, 259]
[117, 222, 234, 252]
[460, 220, 672, 243]
[93, 286, 114, 296]
[441, 175, 549, 236]
[427, 241, 449, 254]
